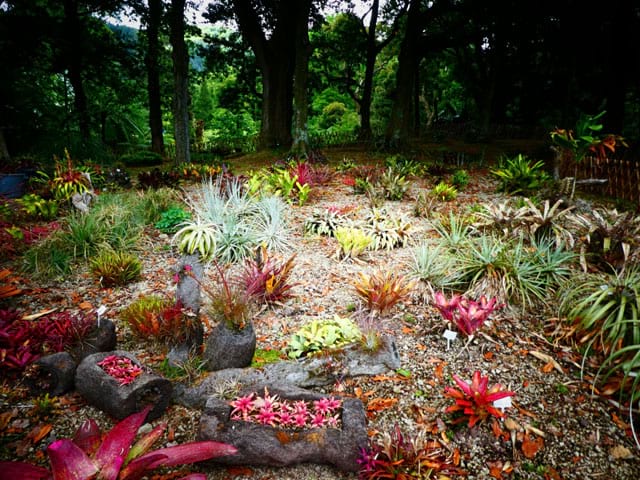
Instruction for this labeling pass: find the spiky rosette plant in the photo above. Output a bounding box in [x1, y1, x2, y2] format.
[0, 405, 236, 480]
[241, 247, 297, 304]
[444, 370, 515, 427]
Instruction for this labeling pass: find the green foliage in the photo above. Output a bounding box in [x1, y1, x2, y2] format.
[17, 194, 59, 220]
[285, 315, 361, 359]
[251, 348, 285, 368]
[173, 220, 218, 260]
[90, 250, 142, 287]
[22, 236, 72, 279]
[451, 169, 470, 189]
[384, 155, 424, 177]
[520, 198, 576, 247]
[491, 154, 551, 195]
[334, 227, 373, 260]
[430, 182, 458, 201]
[429, 211, 474, 251]
[409, 243, 459, 293]
[377, 168, 408, 200]
[157, 355, 207, 383]
[559, 267, 640, 407]
[154, 207, 191, 234]
[120, 150, 164, 167]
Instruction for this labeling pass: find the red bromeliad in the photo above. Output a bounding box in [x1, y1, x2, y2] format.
[444, 370, 515, 427]
[433, 292, 502, 336]
[0, 405, 236, 480]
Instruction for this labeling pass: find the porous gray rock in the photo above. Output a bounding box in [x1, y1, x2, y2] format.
[75, 350, 172, 421]
[34, 352, 77, 396]
[173, 335, 400, 409]
[203, 321, 256, 371]
[198, 383, 367, 472]
[175, 254, 204, 315]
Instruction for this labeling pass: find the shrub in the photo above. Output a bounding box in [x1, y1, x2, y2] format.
[491, 154, 550, 195]
[90, 250, 142, 287]
[120, 150, 164, 167]
[430, 182, 458, 201]
[376, 167, 408, 200]
[154, 206, 191, 234]
[451, 169, 470, 189]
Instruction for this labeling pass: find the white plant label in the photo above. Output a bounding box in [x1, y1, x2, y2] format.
[443, 329, 457, 350]
[96, 305, 107, 327]
[493, 396, 512, 412]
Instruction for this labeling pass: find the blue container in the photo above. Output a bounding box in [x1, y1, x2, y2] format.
[0, 173, 27, 198]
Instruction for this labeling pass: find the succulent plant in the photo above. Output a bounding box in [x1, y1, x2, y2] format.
[285, 315, 361, 359]
[304, 208, 348, 237]
[364, 208, 412, 251]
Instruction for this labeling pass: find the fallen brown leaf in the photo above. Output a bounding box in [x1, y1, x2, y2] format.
[610, 445, 634, 460]
[529, 350, 563, 374]
[521, 432, 544, 459]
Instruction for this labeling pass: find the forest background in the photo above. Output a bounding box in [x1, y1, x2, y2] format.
[1, 0, 639, 167]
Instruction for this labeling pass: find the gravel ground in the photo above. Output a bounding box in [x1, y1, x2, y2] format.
[1, 165, 639, 479]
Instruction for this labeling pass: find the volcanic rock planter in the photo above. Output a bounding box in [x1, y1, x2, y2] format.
[203, 321, 256, 371]
[75, 350, 172, 421]
[197, 384, 368, 472]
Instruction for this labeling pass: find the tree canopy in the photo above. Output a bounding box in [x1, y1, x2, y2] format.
[1, 0, 638, 162]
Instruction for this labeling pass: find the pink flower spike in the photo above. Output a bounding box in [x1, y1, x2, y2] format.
[293, 412, 308, 428]
[230, 393, 255, 420]
[325, 397, 342, 411]
[255, 408, 277, 426]
[184, 264, 193, 272]
[292, 400, 308, 415]
[325, 414, 339, 428]
[433, 292, 460, 321]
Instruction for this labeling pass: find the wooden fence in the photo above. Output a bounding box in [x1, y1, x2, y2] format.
[559, 155, 640, 207]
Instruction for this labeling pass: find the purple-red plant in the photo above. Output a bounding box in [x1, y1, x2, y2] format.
[97, 355, 143, 386]
[433, 291, 502, 336]
[0, 404, 237, 480]
[0, 310, 94, 375]
[241, 247, 297, 304]
[229, 388, 342, 429]
[444, 370, 515, 427]
[357, 424, 466, 479]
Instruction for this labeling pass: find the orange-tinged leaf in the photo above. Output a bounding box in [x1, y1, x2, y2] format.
[416, 343, 427, 351]
[521, 432, 544, 459]
[541, 361, 554, 373]
[611, 413, 630, 430]
[401, 326, 414, 334]
[29, 424, 52, 444]
[78, 301, 93, 310]
[483, 351, 494, 360]
[366, 397, 398, 412]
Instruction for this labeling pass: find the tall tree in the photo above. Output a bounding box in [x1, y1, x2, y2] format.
[385, 0, 422, 143]
[145, 0, 165, 155]
[169, 0, 190, 164]
[290, 0, 313, 156]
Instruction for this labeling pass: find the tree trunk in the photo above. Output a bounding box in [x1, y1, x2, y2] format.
[385, 0, 421, 145]
[290, 0, 312, 157]
[358, 0, 379, 141]
[146, 0, 165, 156]
[63, 0, 90, 143]
[169, 0, 190, 165]
[231, 0, 296, 150]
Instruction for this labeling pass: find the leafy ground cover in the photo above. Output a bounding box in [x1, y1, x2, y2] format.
[1, 146, 639, 479]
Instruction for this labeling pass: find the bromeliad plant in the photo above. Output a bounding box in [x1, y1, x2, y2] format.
[241, 246, 297, 304]
[354, 270, 415, 317]
[357, 424, 466, 479]
[444, 370, 515, 427]
[0, 404, 236, 480]
[229, 387, 342, 429]
[433, 291, 502, 336]
[285, 315, 361, 359]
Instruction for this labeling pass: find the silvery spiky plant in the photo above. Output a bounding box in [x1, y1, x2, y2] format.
[251, 195, 293, 252]
[364, 208, 412, 251]
[304, 208, 348, 237]
[409, 242, 459, 294]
